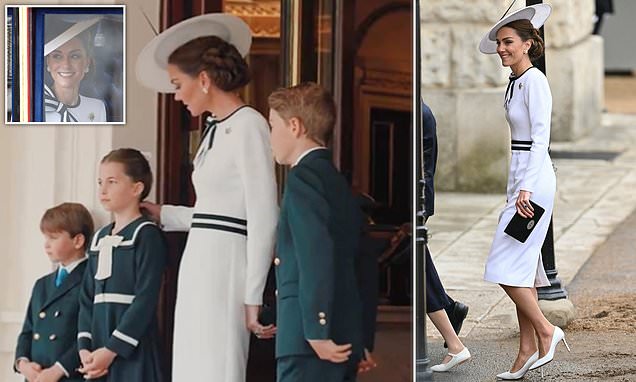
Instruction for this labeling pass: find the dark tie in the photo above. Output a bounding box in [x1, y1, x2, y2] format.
[202, 116, 219, 150]
[55, 268, 69, 287]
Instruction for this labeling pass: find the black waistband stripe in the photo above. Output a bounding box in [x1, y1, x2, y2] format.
[192, 213, 247, 226]
[191, 223, 247, 236]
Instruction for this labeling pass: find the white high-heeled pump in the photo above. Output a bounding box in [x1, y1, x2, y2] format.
[496, 351, 538, 380]
[529, 326, 571, 371]
[431, 347, 471, 372]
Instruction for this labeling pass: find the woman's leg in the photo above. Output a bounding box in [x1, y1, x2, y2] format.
[508, 303, 539, 372]
[428, 309, 465, 363]
[501, 285, 554, 358]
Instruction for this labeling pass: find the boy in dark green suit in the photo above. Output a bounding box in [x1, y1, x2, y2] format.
[14, 203, 94, 382]
[268, 82, 364, 381]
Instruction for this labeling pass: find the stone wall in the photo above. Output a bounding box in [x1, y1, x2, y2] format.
[421, 0, 603, 192]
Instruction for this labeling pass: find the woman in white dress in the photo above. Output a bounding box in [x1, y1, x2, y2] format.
[44, 18, 107, 123]
[136, 14, 278, 381]
[478, 5, 569, 380]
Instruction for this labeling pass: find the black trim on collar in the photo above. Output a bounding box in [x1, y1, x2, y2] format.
[216, 104, 253, 123]
[509, 66, 535, 80]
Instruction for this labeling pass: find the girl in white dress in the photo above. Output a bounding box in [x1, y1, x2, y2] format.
[478, 4, 570, 380]
[136, 14, 278, 382]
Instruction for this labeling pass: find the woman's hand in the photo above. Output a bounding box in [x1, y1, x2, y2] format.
[245, 304, 277, 339]
[516, 190, 534, 218]
[140, 201, 162, 223]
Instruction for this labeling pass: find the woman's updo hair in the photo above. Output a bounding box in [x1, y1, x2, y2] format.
[502, 19, 545, 61]
[168, 36, 251, 91]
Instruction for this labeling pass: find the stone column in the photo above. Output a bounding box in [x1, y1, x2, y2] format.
[544, 0, 603, 141]
[420, 0, 514, 192]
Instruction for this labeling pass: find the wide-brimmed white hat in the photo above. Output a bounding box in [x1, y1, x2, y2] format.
[44, 17, 101, 56]
[136, 13, 251, 93]
[478, 4, 551, 54]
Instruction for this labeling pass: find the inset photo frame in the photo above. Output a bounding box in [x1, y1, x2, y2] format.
[5, 5, 125, 124]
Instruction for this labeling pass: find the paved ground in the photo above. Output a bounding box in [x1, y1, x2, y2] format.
[428, 208, 636, 381]
[605, 73, 636, 114]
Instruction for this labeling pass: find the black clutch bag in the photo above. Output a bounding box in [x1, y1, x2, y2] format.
[504, 200, 545, 243]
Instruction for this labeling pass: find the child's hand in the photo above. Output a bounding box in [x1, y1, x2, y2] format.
[78, 349, 93, 367]
[357, 348, 378, 373]
[307, 339, 352, 363]
[17, 360, 42, 382]
[33, 365, 65, 382]
[78, 347, 115, 379]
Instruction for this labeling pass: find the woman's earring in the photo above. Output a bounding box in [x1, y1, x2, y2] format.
[46, 66, 51, 72]
[523, 50, 528, 54]
[202, 87, 209, 94]
[84, 67, 89, 73]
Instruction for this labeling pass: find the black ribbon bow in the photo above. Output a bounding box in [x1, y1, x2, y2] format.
[44, 84, 79, 122]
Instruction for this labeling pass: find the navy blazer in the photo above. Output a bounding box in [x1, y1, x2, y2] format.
[15, 260, 88, 381]
[275, 149, 364, 359]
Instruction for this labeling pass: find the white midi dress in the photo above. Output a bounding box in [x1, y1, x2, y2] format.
[484, 67, 555, 288]
[161, 106, 278, 381]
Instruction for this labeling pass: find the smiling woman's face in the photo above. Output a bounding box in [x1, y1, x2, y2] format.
[495, 26, 531, 68]
[46, 37, 89, 90]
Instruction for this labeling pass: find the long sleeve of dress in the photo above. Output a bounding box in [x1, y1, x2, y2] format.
[235, 116, 278, 305]
[161, 205, 194, 232]
[519, 72, 552, 193]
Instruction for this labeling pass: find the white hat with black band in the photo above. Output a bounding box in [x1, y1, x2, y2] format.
[478, 4, 551, 54]
[44, 17, 102, 56]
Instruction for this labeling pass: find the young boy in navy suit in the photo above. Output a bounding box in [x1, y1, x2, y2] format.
[268, 82, 364, 381]
[14, 203, 94, 382]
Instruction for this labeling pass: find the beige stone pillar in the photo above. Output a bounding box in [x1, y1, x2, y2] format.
[421, 0, 514, 192]
[544, 0, 603, 141]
